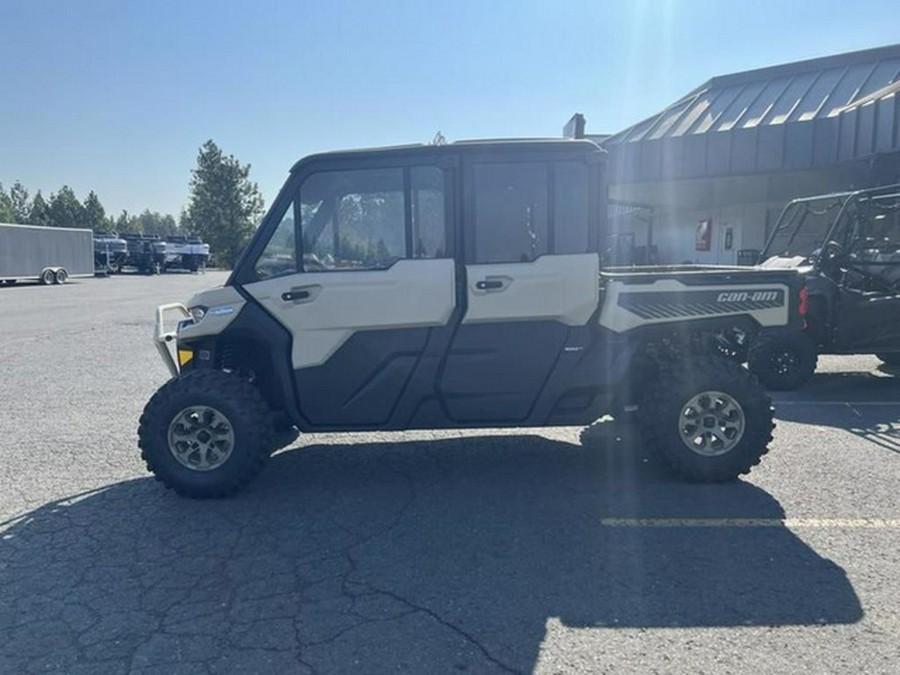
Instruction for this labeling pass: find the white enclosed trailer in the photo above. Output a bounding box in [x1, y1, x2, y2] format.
[0, 223, 94, 285]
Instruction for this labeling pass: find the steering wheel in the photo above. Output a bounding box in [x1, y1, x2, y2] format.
[819, 240, 844, 265]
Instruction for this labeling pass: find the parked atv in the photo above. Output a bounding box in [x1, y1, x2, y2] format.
[140, 139, 806, 497]
[749, 183, 900, 389]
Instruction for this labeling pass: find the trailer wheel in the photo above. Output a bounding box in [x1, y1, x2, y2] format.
[138, 370, 274, 498]
[641, 357, 774, 482]
[40, 268, 55, 285]
[53, 268, 68, 285]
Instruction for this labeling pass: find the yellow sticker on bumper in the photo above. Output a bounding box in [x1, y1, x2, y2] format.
[177, 349, 194, 366]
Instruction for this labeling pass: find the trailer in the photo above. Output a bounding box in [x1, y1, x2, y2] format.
[0, 223, 94, 285]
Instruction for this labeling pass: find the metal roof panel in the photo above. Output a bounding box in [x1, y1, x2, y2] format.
[603, 44, 900, 182]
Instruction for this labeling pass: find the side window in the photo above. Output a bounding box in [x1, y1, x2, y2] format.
[255, 203, 296, 279]
[300, 168, 405, 271]
[472, 162, 549, 263]
[296, 165, 447, 272]
[411, 166, 447, 258]
[554, 161, 590, 254]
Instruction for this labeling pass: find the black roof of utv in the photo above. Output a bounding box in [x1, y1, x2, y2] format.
[290, 138, 604, 173]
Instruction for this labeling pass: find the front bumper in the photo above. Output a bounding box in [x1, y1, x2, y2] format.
[154, 303, 192, 378]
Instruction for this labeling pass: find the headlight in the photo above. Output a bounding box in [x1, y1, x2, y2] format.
[189, 305, 207, 322]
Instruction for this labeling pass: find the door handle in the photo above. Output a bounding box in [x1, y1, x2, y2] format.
[476, 279, 504, 290]
[281, 289, 311, 302]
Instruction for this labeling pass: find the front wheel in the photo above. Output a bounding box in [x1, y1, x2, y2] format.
[138, 370, 275, 498]
[641, 358, 774, 482]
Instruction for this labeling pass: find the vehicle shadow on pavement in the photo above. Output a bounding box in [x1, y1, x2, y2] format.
[774, 372, 900, 454]
[0, 434, 862, 673]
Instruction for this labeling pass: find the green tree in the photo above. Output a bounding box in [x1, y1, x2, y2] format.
[185, 140, 264, 266]
[114, 210, 135, 234]
[134, 209, 178, 236]
[10, 182, 30, 223]
[0, 183, 12, 223]
[30, 191, 50, 226]
[48, 186, 86, 227]
[82, 190, 107, 231]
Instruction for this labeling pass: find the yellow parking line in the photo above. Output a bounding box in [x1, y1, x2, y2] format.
[601, 518, 900, 528]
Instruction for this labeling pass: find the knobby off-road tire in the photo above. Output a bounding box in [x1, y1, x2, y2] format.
[138, 370, 274, 498]
[748, 332, 817, 391]
[642, 357, 774, 482]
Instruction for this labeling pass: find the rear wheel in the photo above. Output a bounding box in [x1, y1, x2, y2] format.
[748, 332, 817, 391]
[53, 268, 68, 284]
[138, 370, 274, 498]
[642, 357, 774, 482]
[40, 268, 55, 285]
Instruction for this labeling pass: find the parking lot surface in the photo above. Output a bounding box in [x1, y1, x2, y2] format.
[1, 273, 899, 674]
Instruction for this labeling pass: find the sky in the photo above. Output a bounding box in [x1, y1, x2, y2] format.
[1, 0, 898, 219]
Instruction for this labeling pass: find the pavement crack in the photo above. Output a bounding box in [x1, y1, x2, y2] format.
[351, 584, 520, 674]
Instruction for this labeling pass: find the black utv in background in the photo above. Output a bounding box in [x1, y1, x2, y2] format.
[749, 183, 900, 390]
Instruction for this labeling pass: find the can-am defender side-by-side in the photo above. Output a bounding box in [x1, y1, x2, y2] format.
[139, 139, 806, 497]
[747, 183, 900, 390]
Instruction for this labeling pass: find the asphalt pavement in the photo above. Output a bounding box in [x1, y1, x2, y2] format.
[1, 272, 898, 674]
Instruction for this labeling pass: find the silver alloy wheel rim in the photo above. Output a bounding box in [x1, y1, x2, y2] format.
[678, 390, 745, 456]
[167, 406, 235, 471]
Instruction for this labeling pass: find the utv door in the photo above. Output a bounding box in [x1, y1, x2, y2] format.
[833, 280, 900, 352]
[437, 157, 601, 423]
[242, 161, 457, 427]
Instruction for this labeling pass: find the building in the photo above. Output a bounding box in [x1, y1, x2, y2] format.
[586, 44, 900, 265]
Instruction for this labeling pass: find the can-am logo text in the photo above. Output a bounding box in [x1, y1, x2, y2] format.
[716, 291, 779, 303]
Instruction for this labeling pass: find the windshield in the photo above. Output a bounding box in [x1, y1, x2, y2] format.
[843, 190, 900, 255]
[762, 195, 848, 260]
[762, 187, 900, 267]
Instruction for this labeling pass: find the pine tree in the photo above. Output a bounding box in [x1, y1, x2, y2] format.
[0, 183, 13, 223]
[30, 191, 50, 226]
[82, 190, 107, 231]
[185, 140, 265, 266]
[10, 182, 30, 223]
[48, 186, 87, 227]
